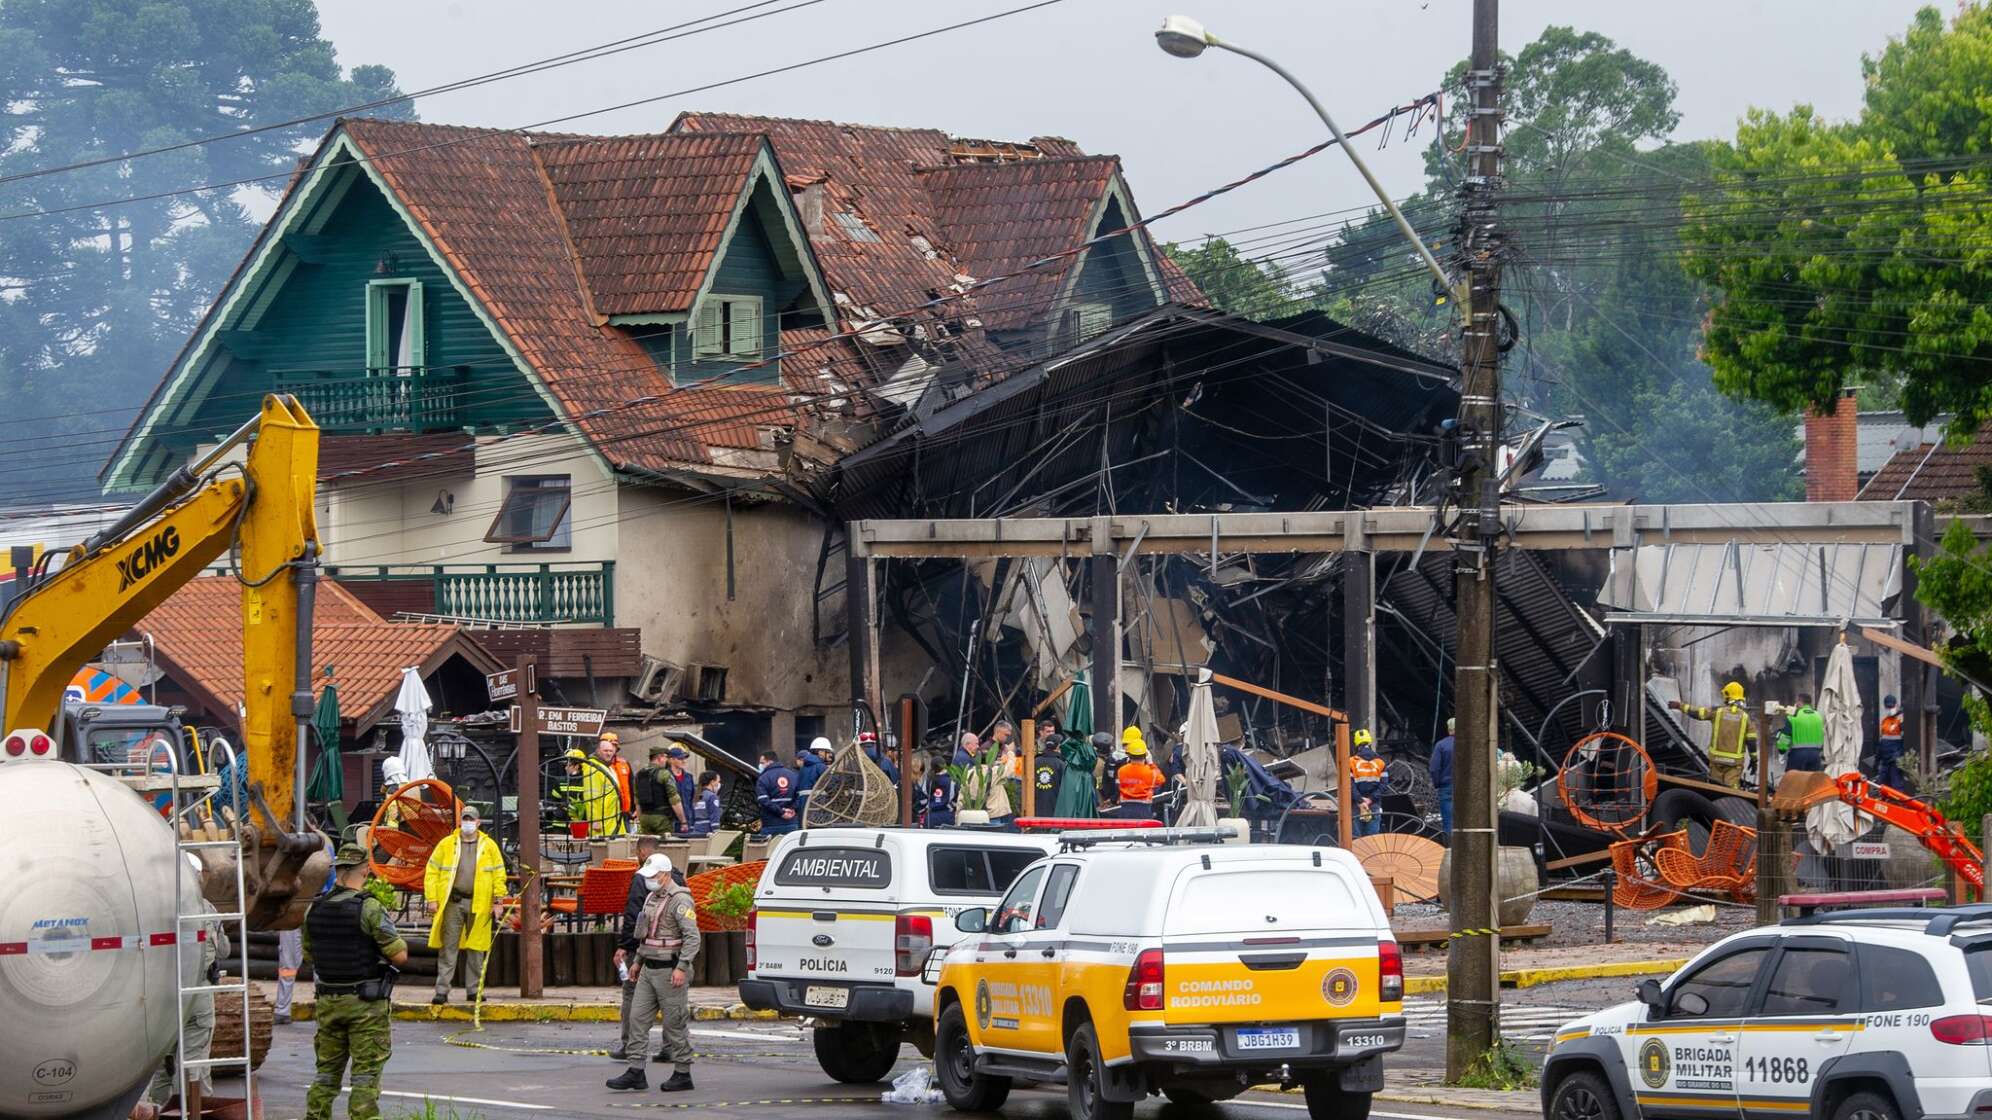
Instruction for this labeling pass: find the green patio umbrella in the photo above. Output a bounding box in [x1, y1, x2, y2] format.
[1064, 671, 1093, 737]
[306, 678, 343, 803]
[1052, 671, 1097, 817]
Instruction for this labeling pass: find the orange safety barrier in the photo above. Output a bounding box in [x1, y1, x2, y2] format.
[687, 859, 767, 933]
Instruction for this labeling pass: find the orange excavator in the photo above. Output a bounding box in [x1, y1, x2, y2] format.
[1777, 770, 1984, 897]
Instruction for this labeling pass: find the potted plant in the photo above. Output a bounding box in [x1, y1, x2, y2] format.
[705, 882, 756, 986]
[947, 745, 1003, 827]
[1219, 764, 1252, 843]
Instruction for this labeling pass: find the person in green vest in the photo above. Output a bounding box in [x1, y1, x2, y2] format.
[1670, 680, 1756, 789]
[1782, 693, 1826, 773]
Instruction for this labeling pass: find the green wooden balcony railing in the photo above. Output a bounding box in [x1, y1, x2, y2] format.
[324, 561, 615, 626]
[275, 367, 472, 431]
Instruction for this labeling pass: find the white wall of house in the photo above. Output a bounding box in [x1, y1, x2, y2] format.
[319, 433, 618, 568]
[615, 490, 849, 710]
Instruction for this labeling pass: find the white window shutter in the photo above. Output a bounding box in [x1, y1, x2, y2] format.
[695, 300, 723, 356]
[727, 298, 760, 357]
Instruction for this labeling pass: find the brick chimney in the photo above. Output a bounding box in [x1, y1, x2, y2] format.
[1804, 387, 1860, 502]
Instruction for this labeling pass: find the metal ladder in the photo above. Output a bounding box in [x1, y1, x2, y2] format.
[169, 740, 256, 1113]
[92, 736, 255, 1114]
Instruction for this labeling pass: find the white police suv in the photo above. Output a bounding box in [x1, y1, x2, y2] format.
[1542, 905, 1992, 1120]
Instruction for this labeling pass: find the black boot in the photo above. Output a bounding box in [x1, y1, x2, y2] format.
[431, 992, 448, 1006]
[608, 1048, 627, 1062]
[659, 1072, 695, 1093]
[653, 1050, 671, 1063]
[606, 1069, 648, 1092]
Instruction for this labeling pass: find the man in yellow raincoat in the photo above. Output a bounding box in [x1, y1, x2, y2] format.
[423, 805, 509, 1005]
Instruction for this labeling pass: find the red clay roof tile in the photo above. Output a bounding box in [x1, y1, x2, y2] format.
[141, 577, 498, 732]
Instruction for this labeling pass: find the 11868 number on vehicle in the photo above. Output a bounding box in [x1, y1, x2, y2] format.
[1744, 1056, 1809, 1084]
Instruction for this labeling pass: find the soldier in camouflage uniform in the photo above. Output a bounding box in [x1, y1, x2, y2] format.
[303, 843, 410, 1120]
[608, 853, 701, 1092]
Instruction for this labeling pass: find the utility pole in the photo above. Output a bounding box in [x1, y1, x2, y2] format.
[1447, 0, 1504, 1082]
[516, 656, 543, 998]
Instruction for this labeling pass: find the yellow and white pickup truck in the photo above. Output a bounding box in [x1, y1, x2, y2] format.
[930, 829, 1405, 1120]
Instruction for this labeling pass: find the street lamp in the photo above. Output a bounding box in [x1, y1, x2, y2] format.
[1153, 15, 1456, 299]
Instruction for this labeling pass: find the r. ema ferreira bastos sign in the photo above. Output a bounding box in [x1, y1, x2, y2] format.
[509, 705, 607, 737]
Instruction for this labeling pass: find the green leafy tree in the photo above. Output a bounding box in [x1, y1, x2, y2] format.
[0, 0, 409, 501]
[1161, 237, 1315, 320]
[1683, 5, 1992, 437]
[1905, 519, 1992, 821]
[1399, 26, 1799, 500]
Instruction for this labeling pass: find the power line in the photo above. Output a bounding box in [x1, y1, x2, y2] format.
[0, 0, 1070, 224]
[0, 0, 831, 188]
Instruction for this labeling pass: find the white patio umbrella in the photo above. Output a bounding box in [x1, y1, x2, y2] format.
[1177, 668, 1222, 828]
[393, 666, 435, 783]
[1807, 641, 1871, 849]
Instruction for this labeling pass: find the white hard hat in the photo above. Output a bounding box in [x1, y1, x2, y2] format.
[381, 757, 407, 784]
[637, 852, 674, 880]
[809, 736, 833, 754]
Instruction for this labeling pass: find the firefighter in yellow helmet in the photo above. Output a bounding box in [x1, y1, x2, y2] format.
[1670, 680, 1755, 789]
[1349, 729, 1387, 837]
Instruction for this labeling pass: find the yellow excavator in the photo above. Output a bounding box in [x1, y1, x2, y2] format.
[0, 393, 328, 929]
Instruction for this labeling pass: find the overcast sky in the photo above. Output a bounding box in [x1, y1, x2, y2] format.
[315, 0, 1934, 246]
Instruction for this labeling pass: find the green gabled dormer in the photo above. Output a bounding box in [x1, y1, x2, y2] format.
[106, 120, 836, 493]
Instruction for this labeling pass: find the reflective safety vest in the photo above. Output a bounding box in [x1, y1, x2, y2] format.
[1117, 759, 1163, 802]
[1350, 754, 1388, 782]
[1880, 712, 1904, 742]
[1683, 701, 1754, 763]
[1787, 706, 1825, 748]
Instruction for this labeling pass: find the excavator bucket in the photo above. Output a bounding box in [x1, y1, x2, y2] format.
[1769, 770, 1840, 815]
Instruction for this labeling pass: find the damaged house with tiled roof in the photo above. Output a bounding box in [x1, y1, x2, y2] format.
[106, 111, 1463, 769]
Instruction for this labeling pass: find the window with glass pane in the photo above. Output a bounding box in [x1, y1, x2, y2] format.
[1856, 943, 1943, 1011]
[991, 865, 1046, 935]
[1034, 865, 1079, 929]
[1760, 947, 1853, 1015]
[366, 279, 424, 373]
[1669, 948, 1767, 1018]
[693, 296, 762, 361]
[485, 475, 571, 551]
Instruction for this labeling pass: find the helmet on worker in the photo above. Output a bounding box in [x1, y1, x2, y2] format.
[1722, 681, 1745, 702]
[1121, 726, 1143, 745]
[1125, 738, 1149, 758]
[1352, 728, 1374, 749]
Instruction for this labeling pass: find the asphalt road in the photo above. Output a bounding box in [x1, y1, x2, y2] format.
[246, 980, 1639, 1120]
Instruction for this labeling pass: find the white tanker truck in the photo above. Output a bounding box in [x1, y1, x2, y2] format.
[0, 751, 206, 1120]
[0, 397, 328, 1120]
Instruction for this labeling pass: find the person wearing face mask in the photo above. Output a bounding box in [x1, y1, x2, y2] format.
[422, 805, 509, 1005]
[1877, 694, 1907, 790]
[609, 853, 701, 1092]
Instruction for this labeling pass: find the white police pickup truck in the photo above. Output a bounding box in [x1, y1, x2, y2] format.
[1542, 904, 1992, 1120]
[740, 828, 1056, 1083]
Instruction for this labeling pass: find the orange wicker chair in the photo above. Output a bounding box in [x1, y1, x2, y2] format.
[547, 859, 639, 930]
[688, 860, 766, 933]
[366, 778, 460, 891]
[1610, 829, 1686, 910]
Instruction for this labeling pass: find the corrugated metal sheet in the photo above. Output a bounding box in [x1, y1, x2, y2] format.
[1381, 550, 1609, 758]
[1599, 542, 1902, 625]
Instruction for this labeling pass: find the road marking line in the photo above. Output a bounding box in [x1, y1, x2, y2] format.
[376, 1090, 553, 1111]
[690, 1026, 803, 1042]
[1244, 1101, 1475, 1120]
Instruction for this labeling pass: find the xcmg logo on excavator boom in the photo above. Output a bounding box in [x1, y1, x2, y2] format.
[116, 526, 180, 591]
